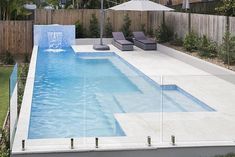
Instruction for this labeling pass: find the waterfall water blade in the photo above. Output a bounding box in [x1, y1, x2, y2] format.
[46, 32, 65, 52]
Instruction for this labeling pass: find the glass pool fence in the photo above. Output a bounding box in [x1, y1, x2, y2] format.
[14, 74, 235, 151]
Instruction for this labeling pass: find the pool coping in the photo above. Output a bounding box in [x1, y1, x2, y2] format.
[12, 45, 38, 152]
[12, 45, 235, 155]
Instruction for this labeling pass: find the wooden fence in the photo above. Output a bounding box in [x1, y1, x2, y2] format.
[0, 21, 33, 54]
[0, 9, 235, 55]
[230, 17, 235, 37]
[34, 9, 148, 33]
[165, 12, 189, 38]
[150, 12, 235, 43]
[190, 13, 227, 44]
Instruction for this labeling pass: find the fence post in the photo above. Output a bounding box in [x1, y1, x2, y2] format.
[188, 12, 191, 34]
[226, 15, 230, 68]
[163, 11, 165, 26]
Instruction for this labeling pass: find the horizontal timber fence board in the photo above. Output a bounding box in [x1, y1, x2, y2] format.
[0, 21, 33, 54]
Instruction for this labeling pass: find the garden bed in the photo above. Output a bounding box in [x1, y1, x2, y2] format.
[162, 42, 235, 72]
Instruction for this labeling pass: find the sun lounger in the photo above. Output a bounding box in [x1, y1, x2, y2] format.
[133, 32, 157, 50]
[112, 32, 133, 51]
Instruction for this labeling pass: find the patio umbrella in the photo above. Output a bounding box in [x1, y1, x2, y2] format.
[109, 0, 174, 11]
[109, 0, 173, 35]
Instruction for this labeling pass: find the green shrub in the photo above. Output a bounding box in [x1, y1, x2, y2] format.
[23, 53, 31, 63]
[155, 23, 173, 43]
[0, 129, 10, 157]
[215, 0, 235, 16]
[148, 28, 154, 37]
[104, 17, 113, 38]
[198, 35, 217, 58]
[89, 14, 99, 38]
[75, 20, 86, 38]
[0, 51, 15, 65]
[141, 24, 146, 34]
[121, 14, 132, 37]
[170, 33, 183, 46]
[18, 63, 29, 108]
[183, 32, 198, 52]
[218, 30, 235, 65]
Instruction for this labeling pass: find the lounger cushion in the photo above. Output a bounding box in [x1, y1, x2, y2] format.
[138, 39, 156, 44]
[133, 32, 147, 40]
[116, 40, 133, 45]
[112, 32, 125, 40]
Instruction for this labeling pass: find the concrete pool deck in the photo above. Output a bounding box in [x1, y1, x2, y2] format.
[12, 43, 235, 157]
[72, 44, 235, 142]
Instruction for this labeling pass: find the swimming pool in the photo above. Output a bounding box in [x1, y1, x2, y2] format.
[28, 47, 214, 139]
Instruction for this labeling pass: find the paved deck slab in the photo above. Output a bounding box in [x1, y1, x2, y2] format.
[72, 45, 235, 143]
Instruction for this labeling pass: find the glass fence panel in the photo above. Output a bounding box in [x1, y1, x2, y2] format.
[10, 63, 18, 149]
[10, 63, 17, 97]
[20, 75, 162, 149]
[82, 75, 162, 148]
[18, 74, 235, 151]
[162, 75, 235, 145]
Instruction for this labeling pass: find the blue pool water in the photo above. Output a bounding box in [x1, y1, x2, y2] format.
[29, 47, 214, 139]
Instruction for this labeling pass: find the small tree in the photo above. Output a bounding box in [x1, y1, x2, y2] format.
[75, 20, 86, 38]
[216, 0, 235, 65]
[89, 14, 99, 38]
[105, 17, 113, 38]
[0, 51, 15, 65]
[197, 35, 217, 58]
[218, 30, 235, 65]
[215, 0, 235, 16]
[148, 28, 154, 37]
[183, 32, 199, 52]
[46, 0, 61, 9]
[170, 33, 183, 46]
[155, 23, 173, 43]
[121, 14, 131, 37]
[141, 24, 146, 34]
[215, 1, 235, 32]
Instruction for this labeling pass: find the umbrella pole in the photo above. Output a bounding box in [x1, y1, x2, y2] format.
[100, 0, 104, 45]
[93, 0, 110, 50]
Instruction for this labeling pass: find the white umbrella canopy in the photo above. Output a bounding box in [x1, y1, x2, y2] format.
[109, 0, 174, 11]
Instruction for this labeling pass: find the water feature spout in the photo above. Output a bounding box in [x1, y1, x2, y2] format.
[47, 32, 63, 49]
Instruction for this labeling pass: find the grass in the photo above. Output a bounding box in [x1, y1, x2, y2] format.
[0, 66, 13, 129]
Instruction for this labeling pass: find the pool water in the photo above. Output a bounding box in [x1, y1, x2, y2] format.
[28, 47, 214, 139]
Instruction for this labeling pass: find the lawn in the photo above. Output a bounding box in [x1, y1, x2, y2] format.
[0, 66, 13, 129]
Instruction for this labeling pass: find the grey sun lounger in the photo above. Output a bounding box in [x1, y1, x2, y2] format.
[112, 32, 133, 51]
[133, 32, 157, 50]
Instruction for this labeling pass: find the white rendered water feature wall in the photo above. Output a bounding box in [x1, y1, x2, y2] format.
[34, 25, 75, 49]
